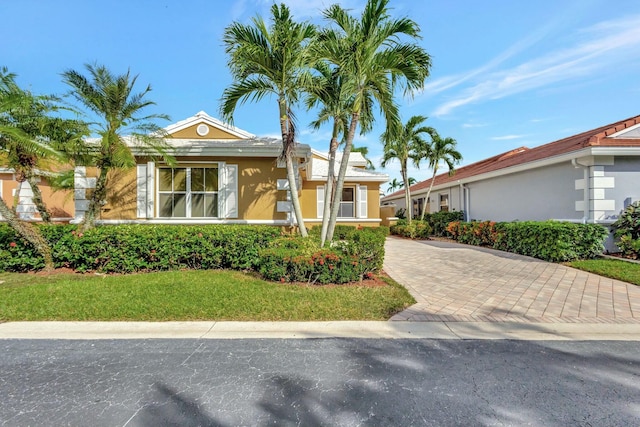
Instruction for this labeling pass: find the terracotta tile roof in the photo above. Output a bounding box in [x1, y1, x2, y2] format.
[383, 114, 640, 200]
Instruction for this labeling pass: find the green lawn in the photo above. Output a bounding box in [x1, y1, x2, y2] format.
[0, 270, 415, 321]
[568, 258, 640, 286]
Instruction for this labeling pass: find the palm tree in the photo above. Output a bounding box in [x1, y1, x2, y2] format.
[381, 115, 433, 224]
[305, 61, 353, 245]
[305, 60, 374, 245]
[419, 133, 462, 220]
[386, 178, 402, 194]
[316, 0, 431, 241]
[0, 68, 85, 270]
[402, 177, 417, 187]
[62, 64, 173, 231]
[221, 3, 314, 237]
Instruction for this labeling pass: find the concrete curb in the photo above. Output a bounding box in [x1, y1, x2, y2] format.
[1, 321, 640, 341]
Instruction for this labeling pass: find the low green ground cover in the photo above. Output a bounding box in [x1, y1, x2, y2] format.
[568, 258, 640, 286]
[0, 270, 415, 321]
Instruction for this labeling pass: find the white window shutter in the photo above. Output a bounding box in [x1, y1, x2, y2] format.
[136, 164, 147, 218]
[225, 164, 238, 218]
[358, 185, 368, 218]
[146, 161, 155, 217]
[316, 185, 324, 218]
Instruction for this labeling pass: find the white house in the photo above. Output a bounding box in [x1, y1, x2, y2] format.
[381, 115, 640, 250]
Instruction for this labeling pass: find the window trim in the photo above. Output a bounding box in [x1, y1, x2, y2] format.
[338, 186, 355, 218]
[156, 163, 222, 219]
[439, 193, 449, 212]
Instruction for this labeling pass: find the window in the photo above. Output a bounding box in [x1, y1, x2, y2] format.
[338, 187, 355, 217]
[158, 167, 219, 217]
[413, 197, 427, 218]
[316, 185, 367, 219]
[439, 193, 449, 212]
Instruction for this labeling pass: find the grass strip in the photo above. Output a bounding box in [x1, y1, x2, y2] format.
[0, 270, 415, 321]
[568, 258, 640, 286]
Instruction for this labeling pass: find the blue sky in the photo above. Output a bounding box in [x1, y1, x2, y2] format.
[2, 0, 640, 186]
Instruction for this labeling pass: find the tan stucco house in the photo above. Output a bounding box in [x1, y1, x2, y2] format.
[64, 111, 387, 230]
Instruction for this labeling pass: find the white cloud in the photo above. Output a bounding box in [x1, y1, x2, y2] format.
[491, 134, 526, 141]
[462, 122, 487, 129]
[431, 14, 640, 116]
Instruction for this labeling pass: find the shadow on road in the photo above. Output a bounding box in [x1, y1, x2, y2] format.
[137, 383, 226, 427]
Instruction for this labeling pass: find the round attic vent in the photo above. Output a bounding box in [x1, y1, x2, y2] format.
[196, 124, 210, 136]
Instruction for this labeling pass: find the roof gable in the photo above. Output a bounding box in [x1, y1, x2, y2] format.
[164, 111, 255, 140]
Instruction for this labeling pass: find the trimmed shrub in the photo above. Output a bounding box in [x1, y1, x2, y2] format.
[447, 220, 497, 246]
[0, 223, 282, 273]
[423, 211, 464, 237]
[259, 227, 386, 284]
[0, 225, 44, 272]
[613, 201, 640, 259]
[448, 220, 608, 262]
[390, 219, 432, 239]
[493, 221, 607, 262]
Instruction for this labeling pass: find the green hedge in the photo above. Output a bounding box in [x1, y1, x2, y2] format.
[447, 220, 608, 262]
[0, 223, 388, 284]
[0, 224, 282, 273]
[423, 211, 464, 237]
[390, 219, 432, 239]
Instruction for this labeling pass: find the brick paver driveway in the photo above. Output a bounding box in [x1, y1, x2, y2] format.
[384, 237, 640, 323]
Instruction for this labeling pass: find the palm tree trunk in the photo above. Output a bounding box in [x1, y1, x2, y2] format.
[25, 172, 51, 222]
[0, 197, 53, 271]
[82, 167, 109, 231]
[278, 99, 307, 237]
[401, 164, 411, 224]
[326, 112, 359, 243]
[320, 126, 340, 246]
[420, 168, 438, 221]
[285, 154, 307, 237]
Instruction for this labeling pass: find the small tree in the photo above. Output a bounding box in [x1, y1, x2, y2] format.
[63, 64, 173, 231]
[0, 68, 86, 270]
[381, 115, 433, 224]
[419, 133, 462, 220]
[315, 0, 431, 241]
[221, 4, 315, 237]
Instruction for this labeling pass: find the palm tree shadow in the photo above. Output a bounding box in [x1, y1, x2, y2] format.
[136, 383, 227, 427]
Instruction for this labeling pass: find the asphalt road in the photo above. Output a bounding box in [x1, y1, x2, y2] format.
[1, 339, 639, 426]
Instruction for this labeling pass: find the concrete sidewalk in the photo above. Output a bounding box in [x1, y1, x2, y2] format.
[1, 320, 640, 340]
[384, 237, 640, 323]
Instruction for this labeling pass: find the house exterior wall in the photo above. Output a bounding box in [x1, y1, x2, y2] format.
[0, 173, 74, 220]
[300, 180, 382, 228]
[96, 157, 288, 221]
[605, 156, 640, 218]
[462, 162, 582, 222]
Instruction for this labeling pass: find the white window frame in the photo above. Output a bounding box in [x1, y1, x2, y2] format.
[439, 193, 449, 212]
[338, 186, 355, 218]
[156, 163, 222, 218]
[316, 184, 368, 219]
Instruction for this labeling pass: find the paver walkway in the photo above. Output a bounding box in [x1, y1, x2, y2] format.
[384, 237, 640, 323]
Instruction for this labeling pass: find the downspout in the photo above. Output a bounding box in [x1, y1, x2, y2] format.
[572, 158, 589, 224]
[458, 182, 466, 221]
[463, 184, 470, 222]
[458, 181, 462, 215]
